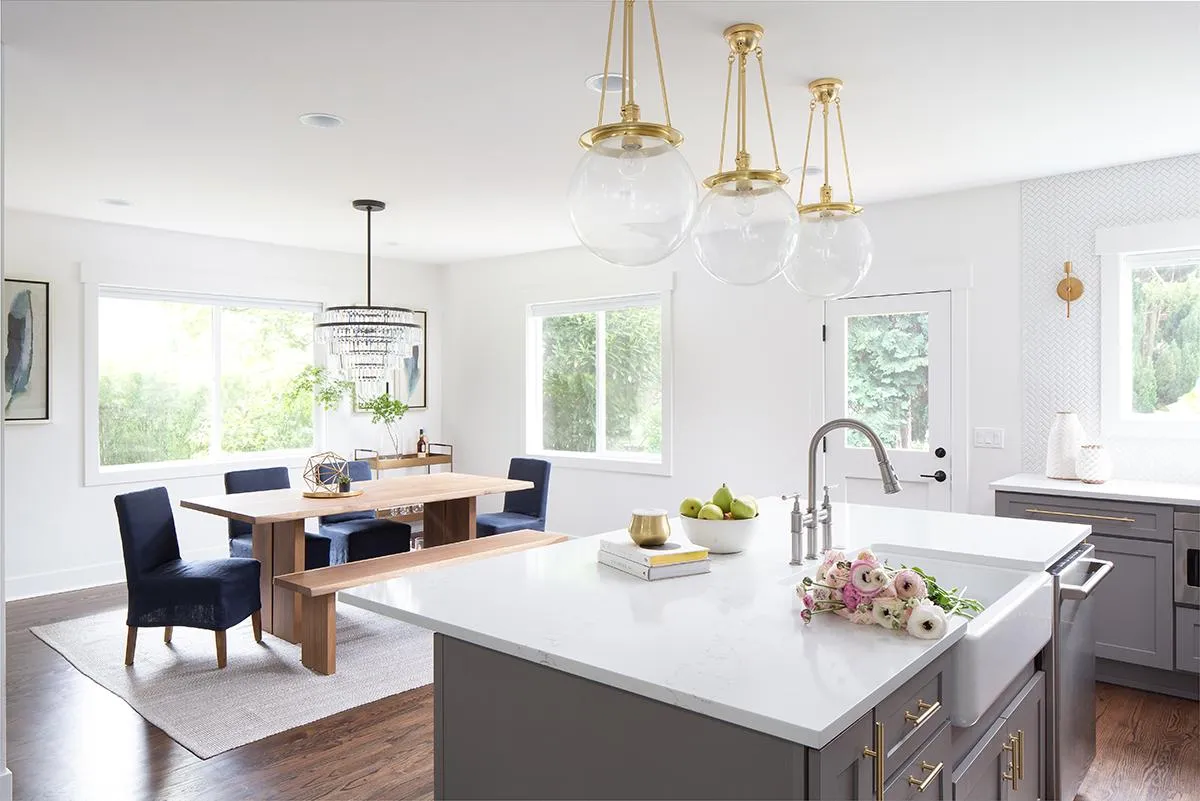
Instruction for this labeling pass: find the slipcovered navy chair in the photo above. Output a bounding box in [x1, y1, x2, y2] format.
[224, 467, 334, 569]
[476, 458, 551, 537]
[317, 460, 412, 562]
[114, 487, 261, 668]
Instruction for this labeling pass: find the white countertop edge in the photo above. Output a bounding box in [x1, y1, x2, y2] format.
[362, 596, 966, 750]
[873, 535, 1086, 573]
[991, 473, 1200, 507]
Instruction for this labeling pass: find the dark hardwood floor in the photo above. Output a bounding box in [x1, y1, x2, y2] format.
[7, 584, 1198, 800]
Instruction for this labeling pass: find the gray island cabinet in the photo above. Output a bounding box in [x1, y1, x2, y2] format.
[437, 637, 1033, 800]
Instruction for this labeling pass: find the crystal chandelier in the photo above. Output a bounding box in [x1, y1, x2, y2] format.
[315, 200, 421, 394]
[692, 24, 797, 286]
[783, 78, 874, 299]
[567, 0, 697, 267]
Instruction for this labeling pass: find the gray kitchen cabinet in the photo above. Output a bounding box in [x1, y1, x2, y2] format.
[884, 722, 951, 800]
[952, 717, 1010, 801]
[1177, 606, 1200, 674]
[1089, 534, 1174, 669]
[993, 492, 1173, 541]
[806, 709, 875, 801]
[1000, 673, 1045, 801]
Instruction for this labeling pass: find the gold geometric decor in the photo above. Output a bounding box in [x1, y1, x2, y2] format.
[301, 452, 363, 499]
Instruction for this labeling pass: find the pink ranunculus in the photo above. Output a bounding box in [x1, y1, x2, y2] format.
[802, 592, 816, 610]
[876, 583, 898, 599]
[856, 549, 877, 563]
[850, 560, 890, 597]
[801, 608, 813, 623]
[894, 569, 929, 600]
[826, 564, 851, 588]
[842, 582, 863, 612]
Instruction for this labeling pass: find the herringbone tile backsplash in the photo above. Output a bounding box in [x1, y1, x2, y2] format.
[1020, 153, 1200, 482]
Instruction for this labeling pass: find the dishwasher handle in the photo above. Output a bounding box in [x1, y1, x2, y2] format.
[1060, 558, 1114, 600]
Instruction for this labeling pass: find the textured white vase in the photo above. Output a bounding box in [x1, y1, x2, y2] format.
[1045, 411, 1085, 480]
[1077, 444, 1113, 484]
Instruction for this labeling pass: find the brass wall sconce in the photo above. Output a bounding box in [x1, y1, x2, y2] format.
[1056, 261, 1084, 318]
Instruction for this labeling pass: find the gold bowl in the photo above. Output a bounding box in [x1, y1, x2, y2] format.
[627, 508, 671, 546]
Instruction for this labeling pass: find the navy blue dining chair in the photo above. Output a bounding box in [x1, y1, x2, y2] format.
[224, 467, 334, 568]
[114, 487, 261, 668]
[316, 460, 412, 562]
[476, 458, 551, 537]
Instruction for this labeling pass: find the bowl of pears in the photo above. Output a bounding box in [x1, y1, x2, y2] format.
[677, 483, 760, 554]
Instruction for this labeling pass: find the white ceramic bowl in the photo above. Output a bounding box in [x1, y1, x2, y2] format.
[677, 514, 761, 554]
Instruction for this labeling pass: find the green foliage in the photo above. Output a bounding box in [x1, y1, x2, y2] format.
[846, 313, 929, 449]
[541, 313, 597, 452]
[1131, 264, 1200, 413]
[358, 393, 409, 455]
[99, 373, 210, 465]
[287, 365, 352, 411]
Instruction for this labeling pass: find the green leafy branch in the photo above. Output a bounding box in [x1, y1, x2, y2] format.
[287, 366, 353, 411]
[358, 394, 409, 456]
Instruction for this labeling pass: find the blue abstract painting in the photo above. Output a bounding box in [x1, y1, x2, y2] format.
[4, 279, 50, 421]
[394, 310, 427, 409]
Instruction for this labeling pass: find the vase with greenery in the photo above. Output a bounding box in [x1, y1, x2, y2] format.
[359, 394, 409, 457]
[286, 366, 353, 411]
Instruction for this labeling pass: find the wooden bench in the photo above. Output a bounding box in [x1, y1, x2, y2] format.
[274, 529, 567, 674]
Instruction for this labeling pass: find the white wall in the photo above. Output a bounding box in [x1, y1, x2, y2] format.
[2, 210, 444, 599]
[1020, 153, 1200, 481]
[441, 181, 1023, 537]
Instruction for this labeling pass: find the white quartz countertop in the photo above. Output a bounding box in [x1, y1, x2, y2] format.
[992, 472, 1200, 508]
[348, 499, 1088, 749]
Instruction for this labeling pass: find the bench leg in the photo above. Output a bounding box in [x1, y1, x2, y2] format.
[300, 595, 336, 675]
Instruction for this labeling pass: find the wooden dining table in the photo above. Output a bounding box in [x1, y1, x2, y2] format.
[179, 472, 533, 643]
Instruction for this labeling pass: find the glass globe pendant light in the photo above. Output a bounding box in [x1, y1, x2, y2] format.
[783, 78, 874, 299]
[567, 0, 697, 267]
[692, 23, 798, 286]
[315, 200, 422, 396]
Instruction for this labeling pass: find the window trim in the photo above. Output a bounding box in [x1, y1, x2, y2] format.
[525, 291, 673, 476]
[1097, 218, 1200, 440]
[84, 284, 325, 486]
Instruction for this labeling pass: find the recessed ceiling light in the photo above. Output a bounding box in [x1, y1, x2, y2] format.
[298, 112, 345, 129]
[100, 198, 131, 207]
[385, 241, 399, 246]
[585, 73, 631, 94]
[787, 166, 823, 178]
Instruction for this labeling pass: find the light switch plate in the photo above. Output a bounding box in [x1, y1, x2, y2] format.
[974, 427, 1005, 449]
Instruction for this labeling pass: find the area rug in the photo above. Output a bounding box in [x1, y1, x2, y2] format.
[30, 602, 433, 759]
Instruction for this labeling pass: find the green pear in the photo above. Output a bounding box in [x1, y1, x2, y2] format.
[731, 496, 758, 520]
[711, 483, 735, 514]
[697, 503, 725, 521]
[679, 497, 704, 519]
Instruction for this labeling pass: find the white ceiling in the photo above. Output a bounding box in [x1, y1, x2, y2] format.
[4, 1, 1200, 263]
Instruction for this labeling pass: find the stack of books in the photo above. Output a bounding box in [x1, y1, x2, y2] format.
[597, 533, 710, 581]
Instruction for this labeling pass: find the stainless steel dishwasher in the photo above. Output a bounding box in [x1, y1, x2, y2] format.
[1044, 541, 1114, 801]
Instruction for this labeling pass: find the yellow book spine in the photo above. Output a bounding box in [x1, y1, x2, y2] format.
[646, 550, 709, 567]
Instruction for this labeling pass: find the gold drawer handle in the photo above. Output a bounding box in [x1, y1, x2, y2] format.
[1001, 730, 1023, 789]
[862, 721, 885, 801]
[904, 699, 941, 728]
[907, 761, 943, 793]
[1024, 508, 1135, 523]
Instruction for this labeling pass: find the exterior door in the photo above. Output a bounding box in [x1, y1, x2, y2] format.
[825, 291, 952, 511]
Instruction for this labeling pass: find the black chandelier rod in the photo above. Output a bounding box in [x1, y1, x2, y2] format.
[365, 206, 373, 307]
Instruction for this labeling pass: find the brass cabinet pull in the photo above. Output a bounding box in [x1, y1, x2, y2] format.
[862, 721, 885, 801]
[1024, 507, 1135, 523]
[904, 699, 941, 728]
[907, 761, 943, 793]
[1015, 729, 1025, 781]
[1002, 732, 1021, 790]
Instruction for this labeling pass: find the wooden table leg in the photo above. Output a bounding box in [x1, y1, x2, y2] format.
[251, 523, 274, 634]
[300, 594, 336, 675]
[271, 520, 305, 643]
[423, 496, 477, 548]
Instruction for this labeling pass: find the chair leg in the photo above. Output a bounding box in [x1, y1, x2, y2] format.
[163, 626, 173, 644]
[215, 630, 227, 669]
[124, 626, 138, 666]
[251, 610, 262, 643]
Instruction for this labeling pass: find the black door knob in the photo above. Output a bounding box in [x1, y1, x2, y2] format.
[934, 447, 946, 458]
[920, 470, 948, 482]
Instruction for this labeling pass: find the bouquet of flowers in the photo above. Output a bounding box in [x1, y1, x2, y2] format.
[795, 549, 984, 640]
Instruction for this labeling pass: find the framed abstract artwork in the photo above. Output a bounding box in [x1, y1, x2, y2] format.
[3, 278, 51, 422]
[350, 309, 427, 412]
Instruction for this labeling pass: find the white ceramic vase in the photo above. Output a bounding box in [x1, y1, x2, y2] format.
[1045, 411, 1085, 480]
[1076, 444, 1113, 484]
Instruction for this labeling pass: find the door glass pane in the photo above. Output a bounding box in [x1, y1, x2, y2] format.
[1129, 261, 1200, 418]
[97, 297, 213, 466]
[541, 312, 596, 452]
[605, 305, 662, 454]
[845, 311, 929, 450]
[220, 307, 315, 453]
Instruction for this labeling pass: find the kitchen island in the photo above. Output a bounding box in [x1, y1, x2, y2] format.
[348, 499, 1090, 799]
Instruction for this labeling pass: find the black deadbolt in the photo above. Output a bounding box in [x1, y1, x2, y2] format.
[934, 447, 946, 458]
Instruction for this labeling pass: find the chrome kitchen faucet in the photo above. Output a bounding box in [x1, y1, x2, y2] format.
[784, 418, 902, 564]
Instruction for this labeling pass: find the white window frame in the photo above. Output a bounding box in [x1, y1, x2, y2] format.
[525, 292, 673, 476]
[1097, 218, 1200, 440]
[84, 284, 325, 486]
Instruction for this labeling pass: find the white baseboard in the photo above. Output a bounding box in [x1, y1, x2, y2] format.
[0, 766, 12, 801]
[6, 545, 228, 601]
